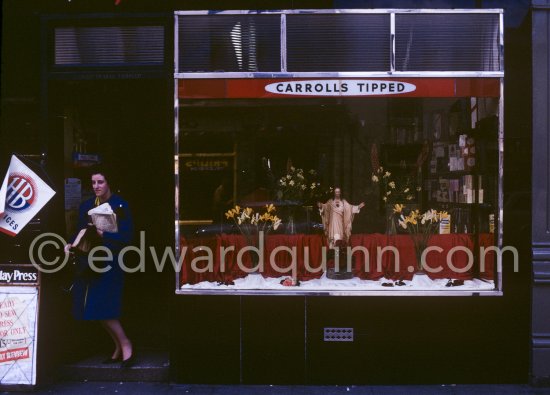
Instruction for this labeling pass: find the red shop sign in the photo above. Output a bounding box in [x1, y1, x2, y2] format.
[178, 78, 500, 99]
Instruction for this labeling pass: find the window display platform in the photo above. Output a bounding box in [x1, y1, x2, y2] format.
[181, 272, 494, 292]
[179, 233, 496, 291]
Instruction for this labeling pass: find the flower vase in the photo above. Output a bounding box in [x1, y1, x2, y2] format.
[244, 231, 262, 275]
[286, 206, 297, 234]
[385, 205, 397, 235]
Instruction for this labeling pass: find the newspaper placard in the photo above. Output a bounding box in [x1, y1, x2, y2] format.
[0, 288, 38, 385]
[0, 155, 56, 236]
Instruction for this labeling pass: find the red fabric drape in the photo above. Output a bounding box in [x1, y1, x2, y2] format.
[179, 233, 496, 285]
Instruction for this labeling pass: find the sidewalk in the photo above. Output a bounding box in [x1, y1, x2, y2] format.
[17, 382, 550, 394]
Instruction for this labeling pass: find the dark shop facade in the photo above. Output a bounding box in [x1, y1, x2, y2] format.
[1, 0, 549, 388]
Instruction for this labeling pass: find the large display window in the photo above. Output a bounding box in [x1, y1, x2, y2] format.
[174, 10, 504, 295]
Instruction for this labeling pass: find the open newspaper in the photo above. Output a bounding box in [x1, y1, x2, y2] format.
[87, 202, 118, 233]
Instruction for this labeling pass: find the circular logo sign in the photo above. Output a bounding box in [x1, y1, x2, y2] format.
[6, 173, 37, 212]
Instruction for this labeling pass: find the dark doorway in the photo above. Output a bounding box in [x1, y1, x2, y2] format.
[46, 78, 173, 365]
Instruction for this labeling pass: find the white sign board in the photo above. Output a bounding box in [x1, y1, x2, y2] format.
[265, 79, 417, 96]
[0, 287, 38, 385]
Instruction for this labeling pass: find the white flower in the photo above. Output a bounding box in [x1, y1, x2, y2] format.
[382, 196, 387, 202]
[406, 195, 413, 200]
[298, 173, 304, 179]
[273, 219, 282, 230]
[287, 175, 291, 180]
[309, 169, 316, 175]
[372, 175, 379, 182]
[404, 188, 410, 193]
[416, 186, 422, 192]
[290, 166, 295, 171]
[383, 171, 391, 178]
[388, 181, 396, 189]
[386, 191, 391, 196]
[280, 180, 287, 186]
[289, 180, 295, 186]
[301, 184, 306, 190]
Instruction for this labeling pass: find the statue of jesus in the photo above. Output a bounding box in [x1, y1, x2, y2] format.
[317, 187, 365, 248]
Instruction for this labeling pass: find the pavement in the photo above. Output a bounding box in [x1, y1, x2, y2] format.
[6, 382, 550, 394]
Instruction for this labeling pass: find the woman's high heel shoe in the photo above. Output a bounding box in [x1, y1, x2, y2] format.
[120, 354, 136, 368]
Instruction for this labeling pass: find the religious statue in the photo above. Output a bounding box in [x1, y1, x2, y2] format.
[317, 187, 365, 248]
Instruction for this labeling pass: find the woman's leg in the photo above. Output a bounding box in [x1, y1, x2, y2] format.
[101, 319, 132, 360]
[100, 321, 122, 360]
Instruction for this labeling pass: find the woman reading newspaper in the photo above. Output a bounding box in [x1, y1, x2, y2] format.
[64, 166, 135, 368]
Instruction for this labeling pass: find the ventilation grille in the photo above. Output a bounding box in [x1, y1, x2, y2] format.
[178, 15, 281, 72]
[324, 327, 354, 342]
[395, 14, 500, 71]
[54, 25, 165, 67]
[286, 14, 390, 72]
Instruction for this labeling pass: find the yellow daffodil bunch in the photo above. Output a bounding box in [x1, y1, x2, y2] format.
[392, 205, 446, 271]
[225, 204, 282, 239]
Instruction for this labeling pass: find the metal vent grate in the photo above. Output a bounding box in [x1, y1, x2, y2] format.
[177, 15, 281, 73]
[324, 327, 354, 342]
[54, 25, 165, 67]
[286, 14, 390, 72]
[395, 13, 500, 72]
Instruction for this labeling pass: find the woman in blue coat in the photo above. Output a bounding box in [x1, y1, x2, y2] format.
[65, 167, 134, 367]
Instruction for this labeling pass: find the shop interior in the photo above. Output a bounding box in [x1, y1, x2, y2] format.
[178, 96, 500, 291]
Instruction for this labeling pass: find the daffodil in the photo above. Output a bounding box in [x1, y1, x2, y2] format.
[372, 175, 379, 182]
[383, 171, 391, 178]
[393, 204, 404, 214]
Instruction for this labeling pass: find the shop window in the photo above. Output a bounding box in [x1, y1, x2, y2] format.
[177, 95, 501, 293]
[395, 14, 501, 71]
[286, 14, 390, 72]
[178, 15, 281, 73]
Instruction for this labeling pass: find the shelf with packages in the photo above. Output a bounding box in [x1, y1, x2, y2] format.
[424, 115, 498, 238]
